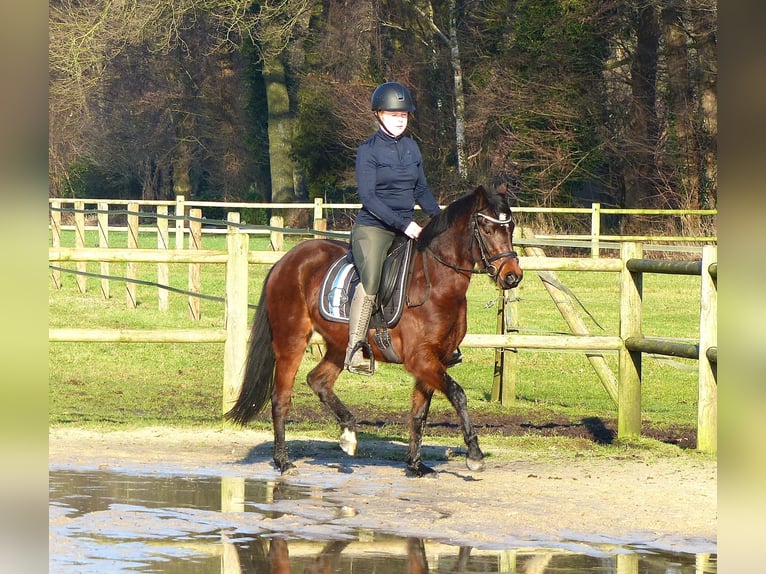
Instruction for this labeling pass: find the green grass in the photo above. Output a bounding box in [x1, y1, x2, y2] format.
[49, 229, 703, 446]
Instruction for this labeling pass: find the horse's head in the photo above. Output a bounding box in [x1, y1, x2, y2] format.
[471, 185, 523, 290]
[417, 185, 523, 289]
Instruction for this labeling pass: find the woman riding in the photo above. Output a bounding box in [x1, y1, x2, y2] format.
[345, 81, 443, 375]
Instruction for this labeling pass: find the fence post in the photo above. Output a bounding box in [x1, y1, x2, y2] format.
[618, 241, 643, 439]
[591, 203, 601, 258]
[50, 200, 62, 289]
[175, 195, 185, 249]
[74, 201, 87, 294]
[313, 197, 324, 221]
[313, 217, 327, 240]
[223, 212, 249, 414]
[313, 198, 327, 240]
[491, 288, 518, 405]
[156, 205, 170, 311]
[126, 202, 138, 308]
[97, 202, 110, 300]
[697, 245, 717, 452]
[188, 208, 202, 320]
[270, 215, 284, 251]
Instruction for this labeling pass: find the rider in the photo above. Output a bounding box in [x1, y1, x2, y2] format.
[345, 81, 442, 375]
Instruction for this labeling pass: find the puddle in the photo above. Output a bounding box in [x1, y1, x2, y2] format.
[49, 469, 716, 573]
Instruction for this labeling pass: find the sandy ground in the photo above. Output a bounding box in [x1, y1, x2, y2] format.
[48, 426, 717, 555]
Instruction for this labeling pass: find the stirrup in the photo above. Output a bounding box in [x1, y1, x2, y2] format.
[446, 347, 463, 368]
[346, 341, 375, 375]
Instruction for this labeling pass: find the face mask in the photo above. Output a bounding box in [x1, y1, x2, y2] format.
[377, 111, 408, 137]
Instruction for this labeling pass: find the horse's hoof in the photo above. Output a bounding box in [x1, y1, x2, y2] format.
[466, 456, 485, 472]
[407, 464, 438, 478]
[339, 428, 357, 456]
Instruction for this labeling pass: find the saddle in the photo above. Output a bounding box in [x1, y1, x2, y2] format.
[319, 235, 415, 363]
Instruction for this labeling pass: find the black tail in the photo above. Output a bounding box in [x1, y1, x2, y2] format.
[224, 275, 276, 426]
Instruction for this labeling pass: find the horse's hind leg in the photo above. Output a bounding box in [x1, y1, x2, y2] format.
[271, 329, 313, 474]
[271, 355, 303, 474]
[306, 348, 358, 455]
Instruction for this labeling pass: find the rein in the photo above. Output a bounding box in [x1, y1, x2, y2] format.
[427, 211, 518, 277]
[407, 211, 518, 307]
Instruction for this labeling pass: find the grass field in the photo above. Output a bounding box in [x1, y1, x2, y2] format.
[49, 230, 703, 449]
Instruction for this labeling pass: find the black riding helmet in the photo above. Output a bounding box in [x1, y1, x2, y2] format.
[371, 82, 416, 112]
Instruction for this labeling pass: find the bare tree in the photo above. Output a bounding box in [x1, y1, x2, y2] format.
[49, 0, 308, 203]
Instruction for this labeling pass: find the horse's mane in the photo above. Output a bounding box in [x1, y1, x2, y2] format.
[416, 185, 510, 251]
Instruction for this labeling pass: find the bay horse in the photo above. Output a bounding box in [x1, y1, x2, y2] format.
[225, 185, 523, 476]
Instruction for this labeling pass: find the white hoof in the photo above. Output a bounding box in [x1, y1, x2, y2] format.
[339, 428, 357, 456]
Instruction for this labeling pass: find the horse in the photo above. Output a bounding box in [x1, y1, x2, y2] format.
[225, 185, 523, 476]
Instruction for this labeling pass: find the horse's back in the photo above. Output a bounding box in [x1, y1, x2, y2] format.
[268, 239, 348, 301]
[265, 238, 349, 346]
[275, 238, 348, 272]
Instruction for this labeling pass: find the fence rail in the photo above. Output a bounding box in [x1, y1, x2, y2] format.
[49, 201, 717, 452]
[50, 196, 717, 258]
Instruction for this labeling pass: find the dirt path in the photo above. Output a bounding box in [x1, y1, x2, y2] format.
[48, 426, 717, 554]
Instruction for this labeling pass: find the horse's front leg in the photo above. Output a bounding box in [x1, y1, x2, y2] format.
[406, 380, 436, 477]
[443, 373, 485, 471]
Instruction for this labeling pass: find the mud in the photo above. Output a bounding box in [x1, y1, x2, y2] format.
[49, 426, 716, 557]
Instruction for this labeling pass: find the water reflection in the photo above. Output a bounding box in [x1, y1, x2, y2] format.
[49, 469, 716, 574]
[222, 537, 715, 574]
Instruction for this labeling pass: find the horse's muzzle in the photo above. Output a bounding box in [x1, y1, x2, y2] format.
[500, 270, 523, 290]
[497, 257, 523, 290]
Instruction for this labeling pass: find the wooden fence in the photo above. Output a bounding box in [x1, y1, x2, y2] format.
[49, 196, 717, 256]
[48, 201, 717, 452]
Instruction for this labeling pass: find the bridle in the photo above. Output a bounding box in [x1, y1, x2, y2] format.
[425, 211, 519, 279]
[471, 211, 520, 278]
[407, 209, 519, 308]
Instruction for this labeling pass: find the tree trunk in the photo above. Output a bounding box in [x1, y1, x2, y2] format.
[448, 0, 468, 180]
[263, 54, 300, 224]
[662, 2, 699, 209]
[408, 0, 469, 180]
[691, 0, 717, 209]
[622, 3, 660, 227]
[172, 141, 193, 199]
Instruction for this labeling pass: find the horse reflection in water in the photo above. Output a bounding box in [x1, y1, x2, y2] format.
[232, 537, 470, 573]
[226, 185, 523, 476]
[230, 537, 554, 573]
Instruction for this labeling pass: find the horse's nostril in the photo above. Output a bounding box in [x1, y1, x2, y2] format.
[504, 273, 522, 288]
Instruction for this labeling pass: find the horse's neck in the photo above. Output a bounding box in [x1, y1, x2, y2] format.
[428, 224, 476, 271]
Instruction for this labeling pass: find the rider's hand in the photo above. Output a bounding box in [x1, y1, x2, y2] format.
[404, 221, 422, 239]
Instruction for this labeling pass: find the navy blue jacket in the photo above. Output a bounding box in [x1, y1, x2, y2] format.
[354, 129, 441, 232]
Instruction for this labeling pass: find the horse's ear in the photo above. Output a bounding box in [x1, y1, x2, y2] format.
[473, 185, 489, 208]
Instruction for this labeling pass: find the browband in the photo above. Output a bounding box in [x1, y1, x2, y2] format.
[477, 212, 513, 225]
